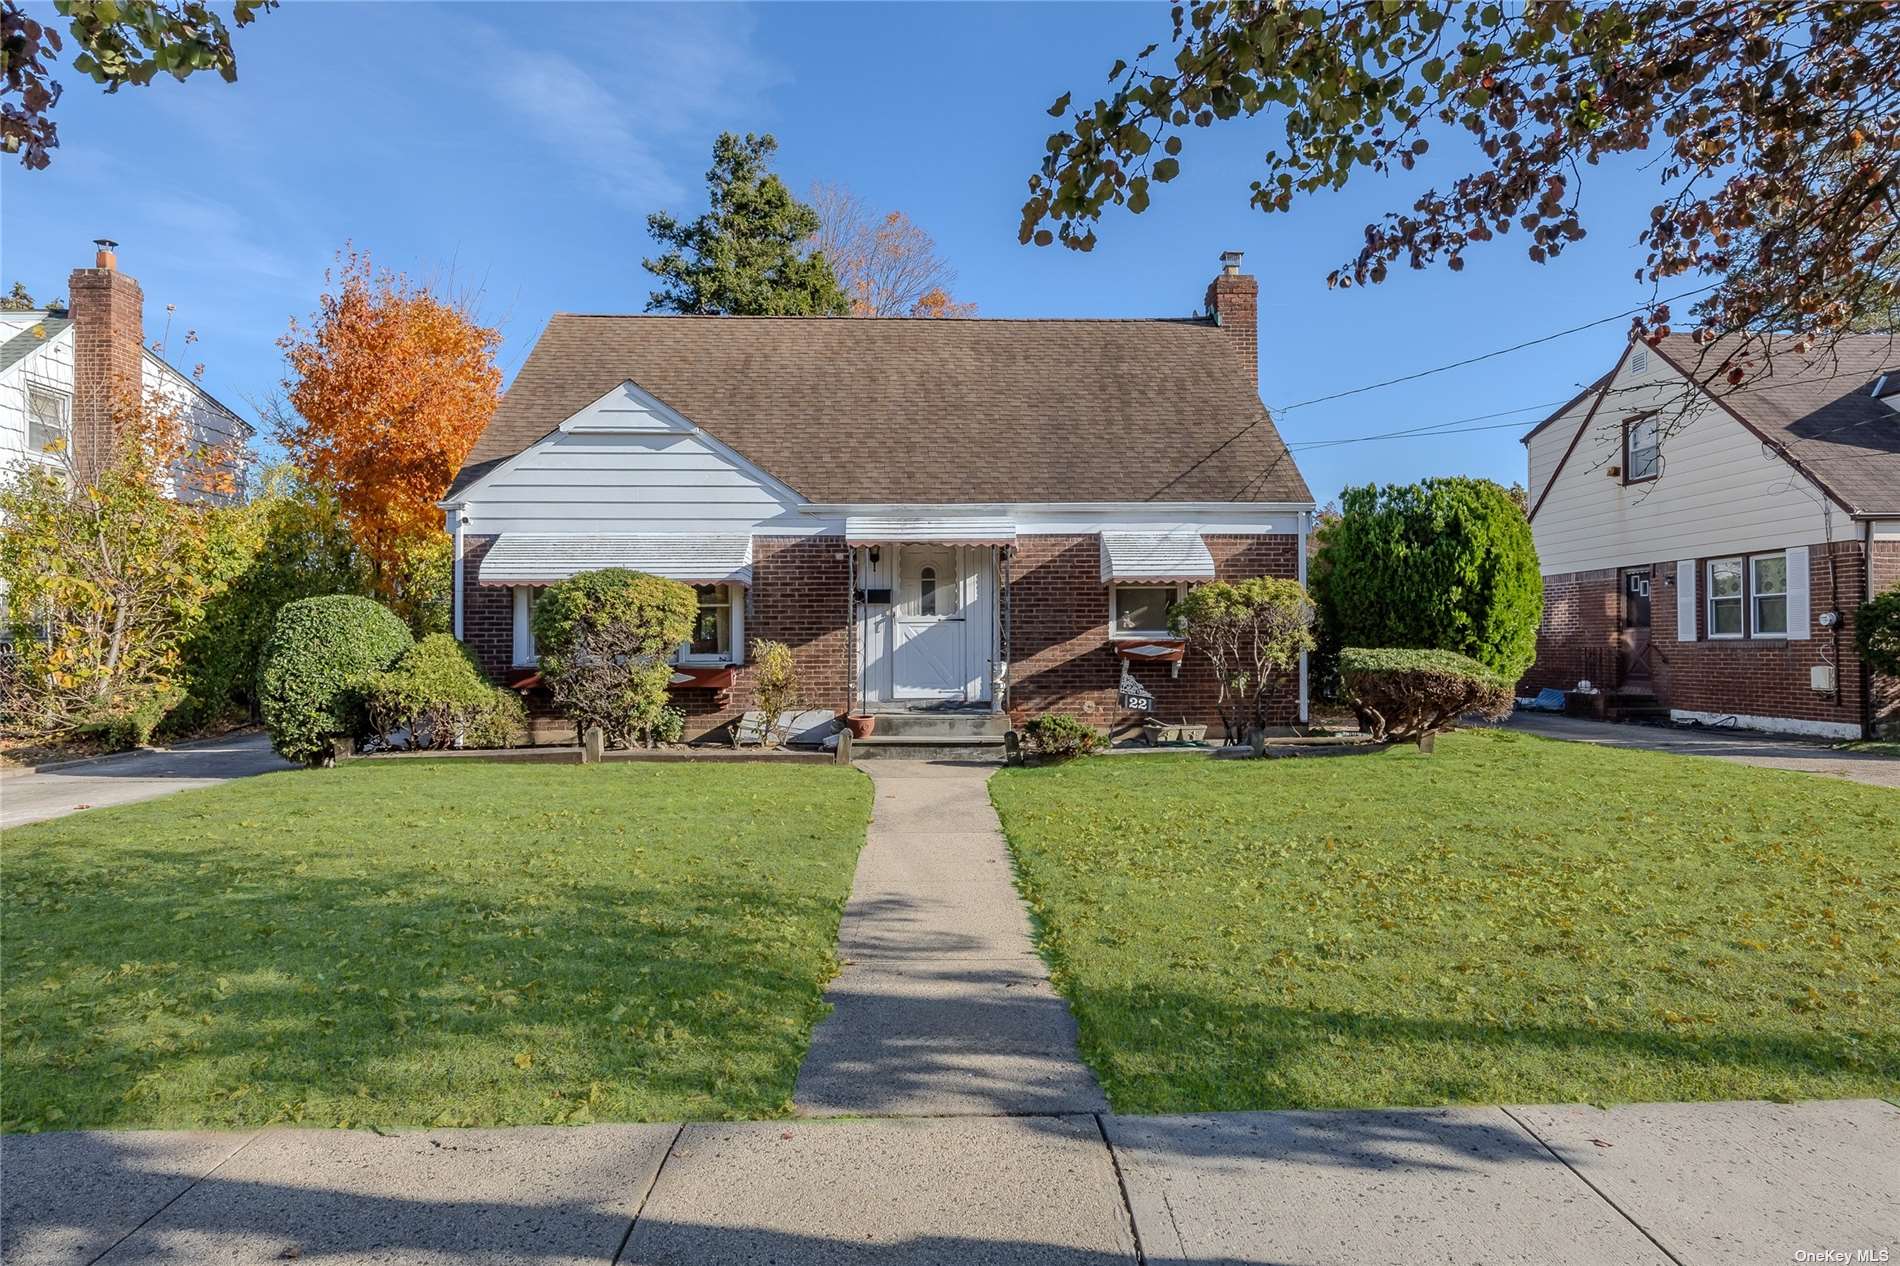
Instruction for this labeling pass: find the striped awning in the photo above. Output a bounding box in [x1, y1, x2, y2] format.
[844, 515, 1016, 546]
[477, 535, 752, 586]
[1099, 532, 1216, 584]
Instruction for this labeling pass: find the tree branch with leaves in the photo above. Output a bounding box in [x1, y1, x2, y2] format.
[1022, 2, 1899, 354]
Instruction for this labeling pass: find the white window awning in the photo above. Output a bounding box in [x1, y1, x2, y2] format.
[1100, 531, 1216, 584]
[477, 535, 752, 587]
[844, 515, 1016, 546]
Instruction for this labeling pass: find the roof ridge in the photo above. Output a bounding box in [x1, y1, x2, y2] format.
[548, 312, 1217, 325]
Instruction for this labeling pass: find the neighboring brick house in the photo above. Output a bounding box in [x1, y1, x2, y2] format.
[443, 253, 1316, 743]
[1521, 333, 1900, 739]
[0, 241, 250, 501]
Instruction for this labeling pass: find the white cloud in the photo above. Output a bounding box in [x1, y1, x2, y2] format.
[467, 5, 787, 210]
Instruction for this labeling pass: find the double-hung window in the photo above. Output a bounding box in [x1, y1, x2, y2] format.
[1112, 585, 1181, 638]
[1624, 414, 1660, 482]
[26, 387, 69, 453]
[1749, 553, 1788, 638]
[1707, 558, 1744, 638]
[683, 583, 736, 662]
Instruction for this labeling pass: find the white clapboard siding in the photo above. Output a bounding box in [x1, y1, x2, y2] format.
[461, 430, 810, 535]
[1676, 560, 1698, 641]
[1785, 545, 1810, 640]
[1530, 351, 1853, 575]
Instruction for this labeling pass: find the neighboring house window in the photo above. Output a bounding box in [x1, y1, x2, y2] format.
[26, 387, 70, 453]
[1707, 558, 1744, 638]
[1112, 585, 1181, 638]
[685, 584, 734, 661]
[1750, 553, 1788, 638]
[1624, 415, 1660, 482]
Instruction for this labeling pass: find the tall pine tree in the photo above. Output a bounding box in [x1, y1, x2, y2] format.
[644, 133, 850, 316]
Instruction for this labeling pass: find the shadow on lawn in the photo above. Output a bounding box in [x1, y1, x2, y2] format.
[2, 841, 851, 1131]
[1066, 984, 1899, 1117]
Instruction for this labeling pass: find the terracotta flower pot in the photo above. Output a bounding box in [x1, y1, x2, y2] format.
[845, 714, 877, 739]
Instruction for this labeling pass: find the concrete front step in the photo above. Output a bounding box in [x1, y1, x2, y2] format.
[866, 710, 1011, 739]
[853, 734, 1007, 762]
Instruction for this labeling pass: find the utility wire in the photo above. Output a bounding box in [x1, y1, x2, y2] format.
[1268, 283, 1721, 414]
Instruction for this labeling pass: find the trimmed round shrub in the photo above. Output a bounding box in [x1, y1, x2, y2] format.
[1018, 714, 1104, 761]
[1857, 584, 1900, 678]
[366, 634, 526, 750]
[530, 569, 698, 749]
[1313, 478, 1542, 684]
[1337, 646, 1512, 747]
[259, 595, 413, 764]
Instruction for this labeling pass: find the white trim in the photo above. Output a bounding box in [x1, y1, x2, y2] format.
[1666, 708, 1860, 741]
[1707, 557, 1744, 639]
[449, 507, 466, 640]
[846, 514, 1016, 546]
[1108, 582, 1186, 641]
[1674, 559, 1697, 642]
[512, 586, 537, 666]
[1748, 550, 1790, 639]
[1296, 509, 1309, 724]
[803, 500, 1313, 515]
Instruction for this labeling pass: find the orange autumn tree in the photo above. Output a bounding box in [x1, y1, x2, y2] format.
[277, 248, 500, 610]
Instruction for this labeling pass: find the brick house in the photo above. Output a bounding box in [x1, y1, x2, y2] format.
[1521, 333, 1900, 739]
[443, 253, 1316, 744]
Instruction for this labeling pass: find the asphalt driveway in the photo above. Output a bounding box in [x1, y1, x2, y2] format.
[0, 732, 293, 829]
[1506, 712, 1900, 789]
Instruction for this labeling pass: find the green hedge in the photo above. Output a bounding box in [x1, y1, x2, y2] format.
[1337, 646, 1513, 745]
[1313, 478, 1542, 683]
[259, 596, 413, 764]
[366, 635, 526, 750]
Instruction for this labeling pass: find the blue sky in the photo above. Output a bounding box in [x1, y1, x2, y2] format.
[2, 2, 1684, 504]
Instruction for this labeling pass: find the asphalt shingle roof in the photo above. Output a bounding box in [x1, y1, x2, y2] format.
[1651, 333, 1900, 516]
[451, 314, 1310, 505]
[0, 316, 70, 378]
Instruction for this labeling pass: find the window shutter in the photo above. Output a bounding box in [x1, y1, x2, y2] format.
[1676, 560, 1697, 642]
[1785, 546, 1810, 640]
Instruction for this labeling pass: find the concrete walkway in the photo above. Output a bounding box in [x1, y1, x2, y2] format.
[793, 759, 1106, 1116]
[6, 1099, 1894, 1264]
[0, 732, 293, 829]
[1507, 712, 1900, 789]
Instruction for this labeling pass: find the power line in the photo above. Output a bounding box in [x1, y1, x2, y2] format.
[1285, 363, 1895, 452]
[1268, 283, 1721, 415]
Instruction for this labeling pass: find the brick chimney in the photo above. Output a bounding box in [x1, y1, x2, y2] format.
[66, 238, 144, 481]
[1204, 249, 1259, 388]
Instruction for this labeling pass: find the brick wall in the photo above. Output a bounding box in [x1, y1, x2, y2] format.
[1006, 532, 1301, 735]
[1528, 538, 1875, 734]
[461, 534, 854, 744]
[671, 534, 852, 741]
[460, 535, 514, 679]
[1520, 567, 1620, 694]
[66, 254, 144, 483]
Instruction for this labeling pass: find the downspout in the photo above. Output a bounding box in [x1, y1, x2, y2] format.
[1296, 509, 1310, 727]
[448, 505, 466, 641]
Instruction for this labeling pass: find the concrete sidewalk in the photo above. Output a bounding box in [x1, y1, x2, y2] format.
[1507, 712, 1900, 788]
[792, 760, 1106, 1115]
[5, 1100, 1893, 1264]
[1, 732, 293, 829]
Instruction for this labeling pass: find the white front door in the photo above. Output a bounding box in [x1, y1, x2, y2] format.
[892, 545, 965, 699]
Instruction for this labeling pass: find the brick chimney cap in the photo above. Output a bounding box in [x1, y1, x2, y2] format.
[1220, 249, 1245, 274]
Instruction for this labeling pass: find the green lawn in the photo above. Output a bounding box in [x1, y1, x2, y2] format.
[990, 730, 1900, 1114]
[2, 760, 871, 1132]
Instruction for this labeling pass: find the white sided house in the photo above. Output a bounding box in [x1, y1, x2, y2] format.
[1521, 333, 1900, 739]
[445, 253, 1316, 747]
[0, 241, 249, 502]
